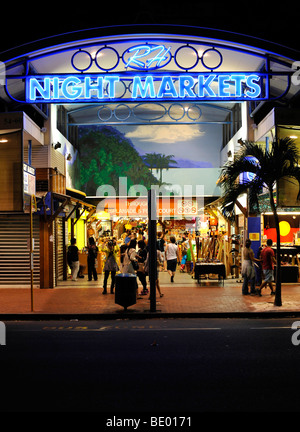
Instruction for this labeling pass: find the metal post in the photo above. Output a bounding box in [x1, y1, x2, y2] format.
[265, 136, 269, 152]
[28, 140, 32, 166]
[30, 195, 34, 311]
[148, 188, 157, 312]
[62, 216, 67, 281]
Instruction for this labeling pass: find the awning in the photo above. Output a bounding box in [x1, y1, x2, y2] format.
[36, 191, 96, 223]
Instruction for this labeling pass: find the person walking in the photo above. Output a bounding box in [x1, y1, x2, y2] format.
[67, 238, 79, 282]
[144, 244, 164, 298]
[101, 239, 119, 294]
[241, 239, 257, 295]
[255, 245, 264, 286]
[122, 238, 139, 296]
[179, 235, 188, 273]
[87, 237, 98, 281]
[257, 238, 276, 296]
[136, 239, 148, 295]
[156, 246, 164, 297]
[122, 239, 138, 274]
[157, 232, 166, 271]
[165, 236, 179, 283]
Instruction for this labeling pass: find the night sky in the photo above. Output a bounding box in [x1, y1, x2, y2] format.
[1, 2, 299, 58]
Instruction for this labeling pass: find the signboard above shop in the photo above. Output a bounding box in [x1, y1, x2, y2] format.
[4, 37, 294, 105]
[96, 197, 199, 218]
[23, 163, 36, 196]
[25, 44, 266, 103]
[26, 72, 266, 103]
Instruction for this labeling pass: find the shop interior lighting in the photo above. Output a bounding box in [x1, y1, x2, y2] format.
[0, 138, 8, 143]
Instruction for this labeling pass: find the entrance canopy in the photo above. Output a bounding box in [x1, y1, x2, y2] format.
[1, 27, 299, 127]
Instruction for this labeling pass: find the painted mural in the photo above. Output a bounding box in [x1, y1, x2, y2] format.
[264, 215, 300, 244]
[68, 123, 222, 197]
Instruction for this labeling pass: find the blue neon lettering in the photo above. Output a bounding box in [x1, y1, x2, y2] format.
[125, 45, 150, 68]
[198, 75, 216, 97]
[147, 46, 171, 68]
[179, 76, 196, 98]
[132, 76, 155, 98]
[218, 75, 231, 97]
[27, 73, 263, 102]
[29, 77, 51, 101]
[230, 74, 245, 97]
[84, 76, 103, 99]
[124, 44, 171, 70]
[157, 76, 178, 98]
[61, 76, 82, 100]
[245, 75, 261, 98]
[52, 77, 60, 100]
[104, 76, 119, 98]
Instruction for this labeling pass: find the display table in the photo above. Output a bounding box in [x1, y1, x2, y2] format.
[78, 251, 102, 274]
[195, 263, 226, 285]
[78, 252, 88, 274]
[274, 265, 299, 283]
[272, 247, 298, 256]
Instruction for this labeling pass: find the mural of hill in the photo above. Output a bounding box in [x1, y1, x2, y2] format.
[169, 159, 213, 168]
[136, 146, 212, 169]
[75, 126, 160, 195]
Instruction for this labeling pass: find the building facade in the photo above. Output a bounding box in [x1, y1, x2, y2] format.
[0, 25, 299, 287]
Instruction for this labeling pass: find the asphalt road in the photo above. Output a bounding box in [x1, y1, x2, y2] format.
[1, 317, 300, 415]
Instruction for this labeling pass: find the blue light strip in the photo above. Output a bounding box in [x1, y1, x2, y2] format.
[3, 34, 295, 106]
[25, 72, 268, 103]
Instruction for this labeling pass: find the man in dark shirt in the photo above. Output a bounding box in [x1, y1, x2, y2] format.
[257, 239, 276, 296]
[157, 232, 166, 271]
[67, 237, 79, 281]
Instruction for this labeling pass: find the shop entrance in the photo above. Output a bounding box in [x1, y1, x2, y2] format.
[60, 103, 234, 287]
[2, 27, 296, 292]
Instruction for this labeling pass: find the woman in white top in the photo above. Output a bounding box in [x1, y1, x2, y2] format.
[165, 236, 179, 283]
[121, 238, 139, 296]
[241, 238, 257, 295]
[122, 239, 137, 274]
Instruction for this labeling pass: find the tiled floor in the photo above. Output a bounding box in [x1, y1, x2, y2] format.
[0, 270, 300, 316]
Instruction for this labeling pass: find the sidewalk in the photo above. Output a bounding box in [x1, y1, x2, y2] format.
[1, 270, 300, 319]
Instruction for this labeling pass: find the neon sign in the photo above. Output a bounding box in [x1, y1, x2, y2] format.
[26, 73, 266, 103]
[122, 44, 172, 70]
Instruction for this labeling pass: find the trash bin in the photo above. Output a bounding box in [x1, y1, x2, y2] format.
[115, 273, 137, 311]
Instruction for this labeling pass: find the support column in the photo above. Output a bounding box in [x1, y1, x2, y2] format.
[148, 189, 157, 312]
[39, 218, 54, 288]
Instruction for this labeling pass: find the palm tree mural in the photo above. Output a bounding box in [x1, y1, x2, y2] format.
[143, 152, 177, 185]
[126, 159, 152, 187]
[218, 137, 300, 306]
[142, 153, 159, 174]
[76, 127, 159, 194]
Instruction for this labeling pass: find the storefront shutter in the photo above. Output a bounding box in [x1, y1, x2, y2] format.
[55, 218, 65, 283]
[0, 214, 40, 287]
